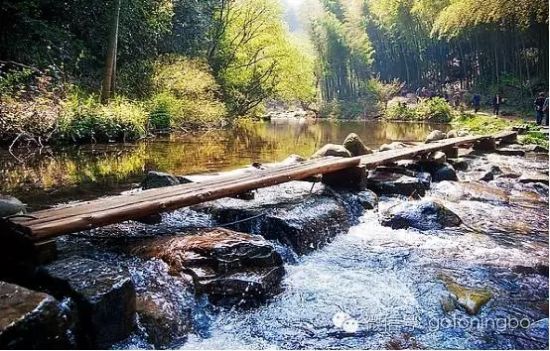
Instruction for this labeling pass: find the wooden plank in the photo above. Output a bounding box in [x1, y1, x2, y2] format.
[6, 131, 517, 243]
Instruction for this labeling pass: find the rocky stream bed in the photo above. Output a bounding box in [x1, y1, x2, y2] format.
[0, 132, 548, 349]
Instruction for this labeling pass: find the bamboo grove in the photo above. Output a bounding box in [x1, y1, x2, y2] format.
[309, 0, 549, 103]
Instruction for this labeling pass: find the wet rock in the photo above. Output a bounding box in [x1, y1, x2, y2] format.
[524, 144, 549, 153]
[477, 165, 503, 181]
[130, 259, 194, 349]
[367, 169, 430, 197]
[0, 281, 75, 349]
[429, 151, 447, 164]
[343, 133, 372, 156]
[432, 163, 458, 182]
[352, 189, 379, 210]
[130, 228, 284, 307]
[385, 333, 424, 349]
[37, 257, 136, 347]
[136, 293, 190, 347]
[0, 195, 26, 218]
[199, 182, 353, 254]
[473, 138, 496, 151]
[380, 199, 462, 230]
[440, 295, 456, 313]
[447, 158, 469, 171]
[141, 171, 190, 190]
[281, 154, 305, 165]
[440, 276, 492, 315]
[425, 130, 446, 143]
[446, 130, 458, 139]
[496, 148, 526, 157]
[322, 166, 367, 190]
[519, 173, 549, 184]
[311, 144, 352, 158]
[379, 142, 407, 152]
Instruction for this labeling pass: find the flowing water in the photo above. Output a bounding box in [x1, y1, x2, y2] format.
[1, 120, 547, 349]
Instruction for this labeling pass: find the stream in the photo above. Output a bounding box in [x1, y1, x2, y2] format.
[0, 119, 547, 349]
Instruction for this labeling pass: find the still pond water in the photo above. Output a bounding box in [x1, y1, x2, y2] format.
[0, 120, 448, 210]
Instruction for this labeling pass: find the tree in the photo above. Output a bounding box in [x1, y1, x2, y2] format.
[101, 0, 122, 103]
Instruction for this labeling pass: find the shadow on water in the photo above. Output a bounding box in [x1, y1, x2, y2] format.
[0, 120, 448, 210]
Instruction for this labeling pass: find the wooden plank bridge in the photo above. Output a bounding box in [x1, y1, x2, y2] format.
[1, 131, 517, 249]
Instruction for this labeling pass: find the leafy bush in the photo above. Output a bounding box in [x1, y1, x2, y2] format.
[414, 97, 454, 122]
[148, 55, 227, 127]
[58, 94, 148, 143]
[384, 97, 454, 122]
[384, 103, 417, 121]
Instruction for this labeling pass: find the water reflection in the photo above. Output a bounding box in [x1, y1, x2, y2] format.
[0, 120, 448, 209]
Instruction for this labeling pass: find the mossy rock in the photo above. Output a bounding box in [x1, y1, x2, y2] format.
[439, 275, 492, 315]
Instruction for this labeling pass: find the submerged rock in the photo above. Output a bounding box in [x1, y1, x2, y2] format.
[380, 199, 462, 230]
[447, 158, 469, 171]
[199, 181, 354, 254]
[130, 228, 284, 307]
[439, 275, 492, 315]
[425, 130, 446, 143]
[141, 171, 190, 190]
[343, 133, 372, 156]
[379, 142, 407, 152]
[367, 169, 430, 197]
[311, 144, 352, 158]
[0, 195, 26, 218]
[496, 148, 526, 157]
[519, 173, 549, 185]
[36, 257, 136, 347]
[0, 281, 75, 349]
[524, 144, 549, 153]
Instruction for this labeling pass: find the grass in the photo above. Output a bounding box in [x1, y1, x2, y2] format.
[451, 112, 548, 148]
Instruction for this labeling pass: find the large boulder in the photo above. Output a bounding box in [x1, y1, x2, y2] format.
[198, 182, 355, 254]
[0, 195, 26, 218]
[343, 133, 372, 156]
[36, 257, 136, 348]
[425, 130, 446, 143]
[380, 199, 462, 230]
[130, 228, 284, 307]
[367, 168, 430, 197]
[0, 282, 75, 349]
[311, 144, 352, 158]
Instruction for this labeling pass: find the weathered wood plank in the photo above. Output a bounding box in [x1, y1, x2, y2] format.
[6, 131, 517, 243]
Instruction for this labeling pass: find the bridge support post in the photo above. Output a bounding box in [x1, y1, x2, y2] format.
[0, 219, 57, 282]
[322, 165, 367, 191]
[443, 147, 459, 158]
[498, 133, 518, 145]
[473, 138, 496, 152]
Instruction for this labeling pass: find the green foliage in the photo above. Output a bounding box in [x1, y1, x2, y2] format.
[385, 97, 454, 122]
[384, 103, 418, 121]
[365, 78, 404, 109]
[414, 97, 454, 122]
[451, 113, 515, 134]
[148, 55, 227, 127]
[519, 131, 549, 148]
[213, 0, 317, 117]
[58, 94, 148, 143]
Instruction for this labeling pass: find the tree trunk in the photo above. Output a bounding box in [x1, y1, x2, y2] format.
[101, 0, 122, 104]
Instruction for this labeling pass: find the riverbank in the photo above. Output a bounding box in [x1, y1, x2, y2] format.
[0, 131, 547, 349]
